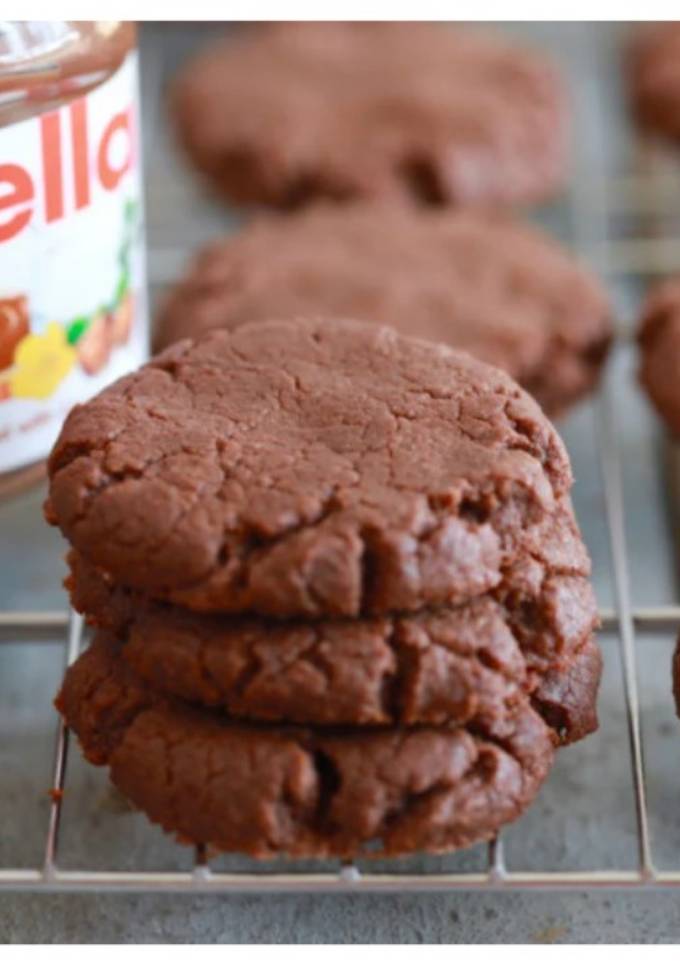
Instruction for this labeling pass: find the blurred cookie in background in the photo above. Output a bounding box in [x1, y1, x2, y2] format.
[628, 22, 680, 142]
[171, 22, 569, 211]
[638, 276, 680, 435]
[155, 206, 612, 418]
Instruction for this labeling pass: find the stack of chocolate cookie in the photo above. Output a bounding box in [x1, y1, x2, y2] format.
[48, 319, 601, 858]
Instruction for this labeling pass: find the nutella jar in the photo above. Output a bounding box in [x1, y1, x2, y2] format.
[0, 22, 148, 498]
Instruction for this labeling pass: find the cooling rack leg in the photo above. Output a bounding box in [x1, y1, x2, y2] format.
[192, 844, 214, 883]
[488, 835, 506, 883]
[43, 610, 84, 878]
[596, 384, 655, 880]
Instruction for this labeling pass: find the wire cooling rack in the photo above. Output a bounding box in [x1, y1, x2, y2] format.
[2, 23, 680, 894]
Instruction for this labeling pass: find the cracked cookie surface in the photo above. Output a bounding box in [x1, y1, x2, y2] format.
[172, 22, 567, 210]
[65, 499, 600, 732]
[155, 207, 611, 417]
[46, 319, 571, 618]
[57, 634, 556, 858]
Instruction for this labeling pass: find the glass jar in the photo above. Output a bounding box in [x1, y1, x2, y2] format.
[0, 21, 148, 499]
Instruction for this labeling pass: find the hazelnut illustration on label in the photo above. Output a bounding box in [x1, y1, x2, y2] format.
[0, 294, 29, 400]
[0, 198, 139, 399]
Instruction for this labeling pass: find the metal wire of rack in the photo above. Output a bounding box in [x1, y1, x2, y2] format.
[2, 23, 680, 894]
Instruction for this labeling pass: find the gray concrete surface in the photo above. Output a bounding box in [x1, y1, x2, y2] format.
[3, 22, 680, 943]
[3, 890, 680, 943]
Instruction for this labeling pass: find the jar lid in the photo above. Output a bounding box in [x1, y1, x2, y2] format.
[0, 22, 79, 67]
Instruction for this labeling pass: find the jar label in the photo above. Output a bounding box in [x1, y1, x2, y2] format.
[0, 51, 148, 473]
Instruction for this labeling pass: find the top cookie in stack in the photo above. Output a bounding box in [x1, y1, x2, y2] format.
[171, 22, 568, 210]
[47, 318, 573, 617]
[49, 319, 600, 858]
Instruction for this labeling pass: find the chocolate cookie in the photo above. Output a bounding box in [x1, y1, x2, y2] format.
[155, 208, 612, 417]
[57, 634, 556, 858]
[65, 519, 599, 731]
[531, 638, 601, 746]
[172, 23, 568, 210]
[672, 636, 680, 715]
[46, 319, 571, 618]
[628, 23, 680, 142]
[638, 278, 680, 435]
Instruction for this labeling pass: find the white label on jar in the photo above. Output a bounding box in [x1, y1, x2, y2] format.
[0, 51, 148, 473]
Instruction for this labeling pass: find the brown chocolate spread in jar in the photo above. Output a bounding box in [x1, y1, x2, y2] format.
[0, 22, 148, 500]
